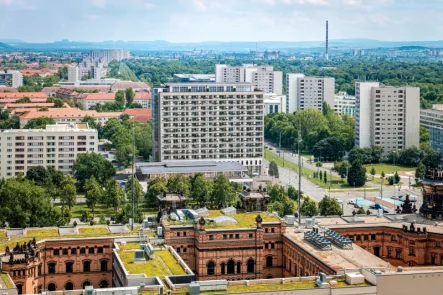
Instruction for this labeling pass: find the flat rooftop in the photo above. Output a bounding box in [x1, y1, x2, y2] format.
[116, 246, 186, 277]
[284, 230, 391, 271]
[137, 161, 248, 175]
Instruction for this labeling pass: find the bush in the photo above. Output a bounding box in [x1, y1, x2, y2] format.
[99, 215, 106, 225]
[80, 210, 90, 223]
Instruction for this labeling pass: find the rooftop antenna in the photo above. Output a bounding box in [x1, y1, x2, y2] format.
[325, 20, 329, 61]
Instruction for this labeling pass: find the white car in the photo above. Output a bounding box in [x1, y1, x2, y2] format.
[335, 198, 343, 204]
[347, 199, 356, 205]
[391, 196, 399, 200]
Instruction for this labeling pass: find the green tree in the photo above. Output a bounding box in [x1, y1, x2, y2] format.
[416, 162, 426, 180]
[167, 174, 191, 196]
[73, 153, 116, 187]
[357, 207, 366, 215]
[333, 161, 350, 179]
[268, 161, 279, 179]
[300, 196, 318, 217]
[115, 90, 126, 109]
[287, 186, 302, 201]
[125, 88, 135, 107]
[103, 179, 125, 211]
[26, 166, 49, 186]
[318, 196, 343, 216]
[125, 176, 144, 204]
[266, 184, 297, 217]
[23, 117, 56, 129]
[190, 173, 213, 206]
[116, 203, 144, 224]
[323, 171, 327, 183]
[16, 97, 31, 103]
[84, 176, 103, 217]
[210, 175, 237, 208]
[394, 172, 401, 184]
[347, 160, 366, 187]
[370, 167, 376, 180]
[59, 175, 77, 210]
[145, 177, 167, 207]
[53, 98, 65, 108]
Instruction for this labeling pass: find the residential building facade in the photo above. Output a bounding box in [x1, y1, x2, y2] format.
[430, 127, 443, 159]
[420, 104, 443, 129]
[264, 93, 286, 115]
[67, 66, 79, 82]
[0, 70, 23, 88]
[81, 93, 152, 110]
[0, 124, 98, 178]
[215, 64, 282, 95]
[354, 82, 420, 153]
[152, 83, 264, 174]
[334, 91, 356, 116]
[286, 74, 335, 113]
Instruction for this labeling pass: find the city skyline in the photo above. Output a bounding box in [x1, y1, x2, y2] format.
[0, 0, 442, 43]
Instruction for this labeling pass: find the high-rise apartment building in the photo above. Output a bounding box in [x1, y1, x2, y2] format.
[420, 104, 443, 130]
[0, 70, 23, 88]
[0, 124, 98, 179]
[67, 65, 79, 82]
[334, 91, 356, 116]
[152, 83, 264, 174]
[286, 74, 335, 113]
[354, 82, 420, 153]
[215, 64, 282, 95]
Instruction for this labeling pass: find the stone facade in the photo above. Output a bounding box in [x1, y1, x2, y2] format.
[1, 238, 113, 294]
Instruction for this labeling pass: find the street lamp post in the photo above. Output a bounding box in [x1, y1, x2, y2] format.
[131, 124, 135, 231]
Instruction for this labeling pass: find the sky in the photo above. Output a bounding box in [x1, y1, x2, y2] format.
[0, 0, 442, 43]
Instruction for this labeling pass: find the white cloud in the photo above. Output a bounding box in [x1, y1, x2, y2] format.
[92, 0, 106, 8]
[192, 0, 206, 10]
[0, 0, 13, 5]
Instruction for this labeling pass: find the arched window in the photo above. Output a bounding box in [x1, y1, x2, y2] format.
[247, 259, 254, 273]
[289, 260, 292, 273]
[16, 284, 23, 295]
[83, 261, 91, 272]
[66, 262, 74, 273]
[266, 256, 273, 267]
[220, 262, 226, 275]
[207, 261, 215, 276]
[82, 281, 91, 289]
[65, 282, 74, 290]
[48, 283, 56, 291]
[99, 280, 109, 288]
[236, 261, 241, 274]
[100, 260, 108, 271]
[48, 263, 56, 274]
[227, 260, 235, 274]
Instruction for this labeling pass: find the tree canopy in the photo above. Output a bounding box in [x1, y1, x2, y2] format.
[72, 152, 116, 187]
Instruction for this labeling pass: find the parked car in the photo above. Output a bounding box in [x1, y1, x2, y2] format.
[373, 203, 389, 213]
[269, 147, 274, 151]
[354, 203, 361, 208]
[348, 200, 356, 205]
[335, 198, 343, 204]
[391, 196, 399, 200]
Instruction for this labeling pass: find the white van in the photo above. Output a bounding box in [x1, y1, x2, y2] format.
[399, 195, 417, 202]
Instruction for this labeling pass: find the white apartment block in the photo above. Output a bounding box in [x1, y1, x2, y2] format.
[355, 82, 420, 153]
[0, 70, 23, 88]
[82, 93, 152, 110]
[420, 104, 443, 129]
[264, 93, 286, 116]
[286, 74, 335, 113]
[0, 124, 98, 179]
[215, 64, 282, 95]
[334, 91, 356, 116]
[152, 83, 264, 174]
[67, 65, 79, 82]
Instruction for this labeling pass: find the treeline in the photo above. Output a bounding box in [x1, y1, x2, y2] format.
[264, 105, 355, 160]
[107, 60, 138, 82]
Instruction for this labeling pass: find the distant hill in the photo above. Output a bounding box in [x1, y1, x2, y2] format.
[0, 39, 25, 44]
[0, 42, 13, 50]
[6, 38, 443, 51]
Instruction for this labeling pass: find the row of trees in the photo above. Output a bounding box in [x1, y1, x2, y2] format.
[90, 88, 141, 112]
[264, 106, 355, 159]
[300, 196, 343, 217]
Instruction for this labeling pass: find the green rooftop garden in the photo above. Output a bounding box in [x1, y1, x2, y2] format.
[119, 243, 142, 250]
[26, 229, 59, 239]
[78, 227, 110, 236]
[0, 272, 13, 289]
[118, 250, 186, 277]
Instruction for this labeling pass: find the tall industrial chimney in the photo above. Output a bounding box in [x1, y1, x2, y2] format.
[325, 20, 329, 60]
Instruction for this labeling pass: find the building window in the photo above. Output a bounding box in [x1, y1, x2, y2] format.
[409, 246, 415, 256]
[53, 249, 59, 256]
[235, 234, 239, 239]
[432, 253, 437, 265]
[71, 248, 77, 255]
[100, 260, 108, 271]
[99, 280, 109, 289]
[227, 260, 235, 274]
[66, 262, 74, 273]
[209, 235, 214, 240]
[237, 261, 241, 274]
[207, 261, 215, 276]
[223, 234, 227, 240]
[436, 241, 441, 248]
[48, 283, 56, 291]
[247, 259, 255, 273]
[97, 247, 103, 254]
[83, 261, 91, 272]
[48, 263, 56, 274]
[364, 235, 369, 241]
[391, 235, 397, 242]
[396, 248, 402, 259]
[62, 248, 68, 255]
[266, 256, 273, 267]
[387, 247, 392, 258]
[82, 281, 91, 289]
[249, 234, 253, 238]
[80, 248, 86, 254]
[371, 234, 376, 240]
[65, 282, 74, 290]
[88, 247, 94, 254]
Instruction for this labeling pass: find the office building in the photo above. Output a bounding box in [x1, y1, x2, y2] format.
[334, 91, 356, 116]
[264, 93, 286, 115]
[67, 65, 79, 82]
[420, 104, 443, 129]
[0, 70, 23, 88]
[286, 74, 335, 113]
[430, 127, 443, 158]
[215, 64, 282, 95]
[354, 82, 420, 153]
[152, 83, 264, 174]
[0, 124, 98, 178]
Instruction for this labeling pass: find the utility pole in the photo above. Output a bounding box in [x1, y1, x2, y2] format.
[279, 132, 282, 158]
[297, 129, 302, 226]
[131, 124, 135, 231]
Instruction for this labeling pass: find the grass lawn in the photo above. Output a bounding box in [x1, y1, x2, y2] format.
[119, 250, 184, 277]
[69, 203, 118, 218]
[265, 150, 345, 189]
[0, 272, 13, 288]
[119, 243, 142, 250]
[156, 250, 186, 275]
[27, 229, 59, 239]
[202, 278, 368, 294]
[205, 210, 279, 229]
[78, 227, 109, 236]
[364, 164, 416, 174]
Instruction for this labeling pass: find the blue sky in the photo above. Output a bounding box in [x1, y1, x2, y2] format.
[0, 0, 441, 42]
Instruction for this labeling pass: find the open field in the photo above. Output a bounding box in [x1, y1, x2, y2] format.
[364, 164, 415, 174]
